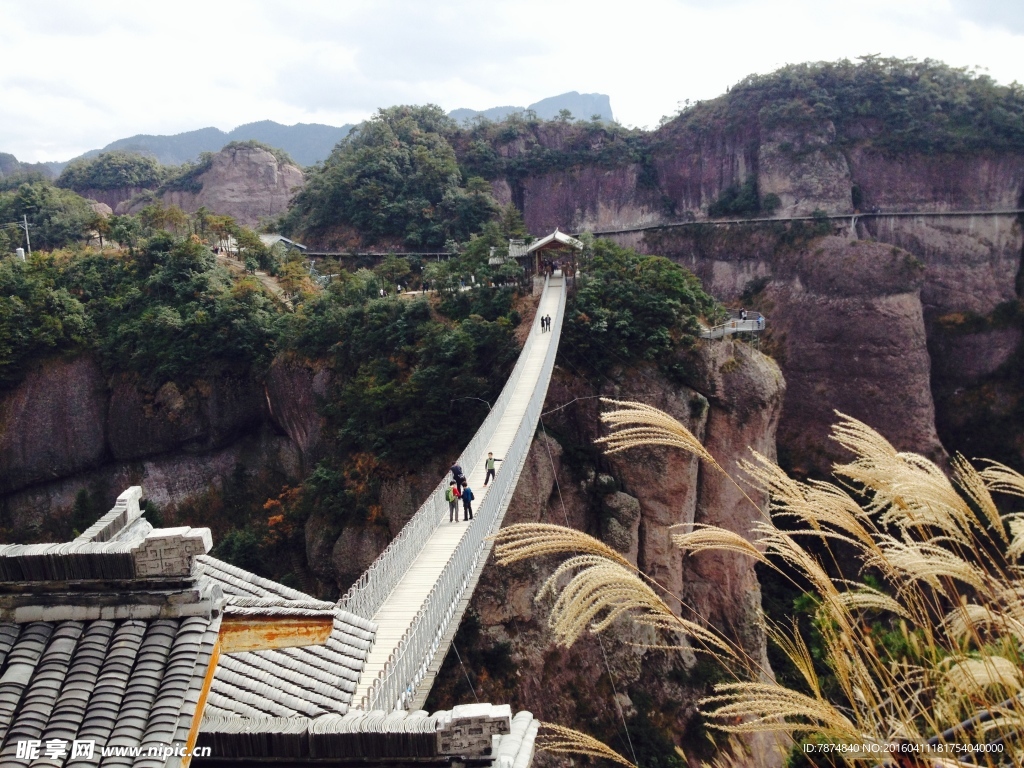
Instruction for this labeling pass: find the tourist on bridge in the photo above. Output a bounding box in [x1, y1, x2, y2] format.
[484, 452, 502, 486]
[461, 482, 475, 521]
[450, 463, 465, 486]
[446, 481, 460, 522]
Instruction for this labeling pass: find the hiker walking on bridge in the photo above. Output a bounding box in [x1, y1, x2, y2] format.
[450, 463, 465, 486]
[484, 453, 502, 486]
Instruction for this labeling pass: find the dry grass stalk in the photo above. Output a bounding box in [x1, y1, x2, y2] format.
[490, 523, 633, 570]
[596, 398, 718, 466]
[700, 682, 859, 741]
[502, 401, 1024, 765]
[671, 524, 770, 565]
[537, 554, 738, 657]
[536, 723, 637, 768]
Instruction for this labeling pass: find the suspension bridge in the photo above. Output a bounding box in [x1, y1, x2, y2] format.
[338, 272, 566, 712]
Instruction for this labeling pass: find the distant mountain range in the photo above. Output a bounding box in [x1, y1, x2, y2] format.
[1, 92, 613, 176]
[449, 91, 614, 124]
[77, 120, 356, 168]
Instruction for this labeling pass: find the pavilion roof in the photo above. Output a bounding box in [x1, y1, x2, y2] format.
[525, 228, 583, 254]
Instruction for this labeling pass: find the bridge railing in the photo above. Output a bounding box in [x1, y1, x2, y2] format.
[338, 277, 555, 622]
[364, 279, 566, 711]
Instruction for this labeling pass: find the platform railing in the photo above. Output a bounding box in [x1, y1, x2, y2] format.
[363, 278, 566, 711]
[338, 276, 555, 622]
[700, 310, 766, 339]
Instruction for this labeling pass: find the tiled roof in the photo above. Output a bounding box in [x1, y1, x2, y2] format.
[0, 615, 218, 767]
[525, 229, 583, 254]
[0, 485, 536, 766]
[196, 557, 376, 720]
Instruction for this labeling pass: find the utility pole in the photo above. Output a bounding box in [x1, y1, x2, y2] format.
[20, 215, 31, 256]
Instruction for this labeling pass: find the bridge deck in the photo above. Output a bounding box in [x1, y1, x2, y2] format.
[353, 276, 564, 705]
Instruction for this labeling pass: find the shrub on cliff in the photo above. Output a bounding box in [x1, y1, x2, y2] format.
[670, 56, 1024, 154]
[285, 281, 518, 463]
[57, 151, 166, 192]
[453, 115, 647, 180]
[0, 253, 91, 386]
[564, 239, 718, 380]
[0, 181, 96, 250]
[1, 236, 282, 389]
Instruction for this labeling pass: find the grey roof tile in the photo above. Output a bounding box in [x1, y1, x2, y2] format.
[0, 622, 81, 761]
[196, 556, 377, 720]
[0, 623, 54, 742]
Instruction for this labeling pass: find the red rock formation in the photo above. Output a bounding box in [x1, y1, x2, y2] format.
[428, 342, 786, 767]
[121, 145, 305, 228]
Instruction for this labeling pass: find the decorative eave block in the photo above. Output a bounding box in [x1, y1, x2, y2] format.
[133, 527, 213, 577]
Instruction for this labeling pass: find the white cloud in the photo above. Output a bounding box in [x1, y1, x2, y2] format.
[0, 0, 1022, 161]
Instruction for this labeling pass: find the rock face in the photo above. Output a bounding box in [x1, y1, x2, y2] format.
[123, 145, 305, 228]
[762, 237, 945, 474]
[427, 343, 786, 766]
[87, 200, 113, 218]
[106, 372, 265, 461]
[494, 115, 1024, 472]
[0, 356, 108, 495]
[79, 187, 150, 211]
[0, 354, 306, 528]
[758, 122, 854, 217]
[264, 355, 331, 469]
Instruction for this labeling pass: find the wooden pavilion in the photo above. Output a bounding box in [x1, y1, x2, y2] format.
[509, 229, 583, 276]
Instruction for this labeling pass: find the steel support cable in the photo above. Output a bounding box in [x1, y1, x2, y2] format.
[451, 641, 480, 704]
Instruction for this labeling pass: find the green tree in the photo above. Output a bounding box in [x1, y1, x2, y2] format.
[0, 253, 92, 386]
[0, 182, 95, 250]
[57, 151, 165, 192]
[564, 240, 718, 379]
[109, 215, 142, 255]
[284, 105, 500, 248]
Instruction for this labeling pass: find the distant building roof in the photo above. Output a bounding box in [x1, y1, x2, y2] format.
[507, 239, 529, 260]
[259, 234, 307, 251]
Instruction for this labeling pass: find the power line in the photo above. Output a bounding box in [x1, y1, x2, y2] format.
[1, 217, 34, 255]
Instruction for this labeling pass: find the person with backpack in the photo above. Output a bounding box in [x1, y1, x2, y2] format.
[446, 481, 460, 522]
[450, 463, 464, 486]
[461, 482, 475, 521]
[484, 452, 502, 486]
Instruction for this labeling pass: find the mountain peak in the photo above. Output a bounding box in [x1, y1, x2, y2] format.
[449, 91, 614, 124]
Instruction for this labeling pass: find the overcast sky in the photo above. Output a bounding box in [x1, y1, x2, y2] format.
[2, 0, 1023, 162]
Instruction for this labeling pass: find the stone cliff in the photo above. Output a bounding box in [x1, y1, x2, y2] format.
[0, 354, 310, 531]
[479, 115, 1024, 474]
[427, 341, 786, 767]
[122, 145, 305, 228]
